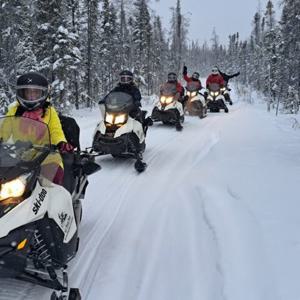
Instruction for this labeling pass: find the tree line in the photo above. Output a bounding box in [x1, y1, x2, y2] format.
[0, 0, 299, 114]
[184, 0, 300, 114]
[0, 0, 187, 112]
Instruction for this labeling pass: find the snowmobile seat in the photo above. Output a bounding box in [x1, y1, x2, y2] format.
[59, 114, 80, 150]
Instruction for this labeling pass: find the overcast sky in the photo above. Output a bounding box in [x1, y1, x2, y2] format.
[149, 0, 281, 45]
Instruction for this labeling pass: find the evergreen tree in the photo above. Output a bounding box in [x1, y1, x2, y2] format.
[152, 16, 168, 92]
[279, 0, 300, 112]
[169, 0, 186, 74]
[99, 0, 119, 93]
[132, 0, 152, 91]
[84, 0, 100, 107]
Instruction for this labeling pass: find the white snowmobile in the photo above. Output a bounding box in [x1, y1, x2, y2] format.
[92, 91, 148, 172]
[206, 83, 229, 113]
[151, 82, 184, 131]
[184, 81, 207, 118]
[0, 116, 100, 300]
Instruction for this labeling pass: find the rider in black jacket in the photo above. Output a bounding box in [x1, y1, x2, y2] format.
[111, 70, 142, 108]
[99, 70, 152, 128]
[217, 68, 240, 87]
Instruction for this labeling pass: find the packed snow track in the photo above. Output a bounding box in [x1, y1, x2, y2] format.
[0, 93, 299, 300]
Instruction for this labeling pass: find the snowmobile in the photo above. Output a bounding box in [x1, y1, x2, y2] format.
[206, 83, 229, 113]
[0, 116, 101, 300]
[151, 82, 184, 131]
[184, 81, 207, 118]
[92, 91, 148, 173]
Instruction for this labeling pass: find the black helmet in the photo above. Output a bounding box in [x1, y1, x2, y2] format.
[16, 72, 49, 110]
[119, 70, 133, 84]
[192, 72, 200, 80]
[167, 72, 177, 83]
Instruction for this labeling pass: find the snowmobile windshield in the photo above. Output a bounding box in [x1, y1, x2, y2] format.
[208, 83, 221, 92]
[186, 81, 201, 92]
[160, 83, 177, 97]
[0, 116, 51, 170]
[105, 92, 134, 113]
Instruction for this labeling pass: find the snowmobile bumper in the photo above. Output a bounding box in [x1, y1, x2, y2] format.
[186, 100, 205, 116]
[207, 99, 225, 112]
[93, 132, 144, 156]
[0, 223, 33, 277]
[151, 107, 179, 123]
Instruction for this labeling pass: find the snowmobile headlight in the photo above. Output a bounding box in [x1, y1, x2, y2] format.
[165, 97, 174, 104]
[114, 114, 127, 124]
[214, 92, 219, 96]
[210, 91, 214, 96]
[0, 176, 27, 201]
[160, 96, 167, 104]
[187, 91, 191, 97]
[221, 87, 226, 92]
[105, 113, 114, 124]
[191, 91, 197, 97]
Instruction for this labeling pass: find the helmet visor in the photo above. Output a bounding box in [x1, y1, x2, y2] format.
[192, 73, 200, 80]
[120, 75, 133, 84]
[168, 74, 177, 81]
[212, 68, 218, 74]
[16, 85, 48, 108]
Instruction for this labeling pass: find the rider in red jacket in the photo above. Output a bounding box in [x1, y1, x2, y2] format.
[206, 66, 225, 88]
[182, 66, 203, 89]
[162, 72, 184, 99]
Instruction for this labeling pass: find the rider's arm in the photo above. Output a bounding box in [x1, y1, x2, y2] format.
[219, 76, 225, 87]
[183, 74, 191, 82]
[228, 72, 240, 79]
[47, 107, 67, 146]
[206, 76, 211, 88]
[133, 87, 142, 107]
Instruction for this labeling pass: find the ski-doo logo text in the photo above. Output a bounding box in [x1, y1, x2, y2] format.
[32, 189, 47, 215]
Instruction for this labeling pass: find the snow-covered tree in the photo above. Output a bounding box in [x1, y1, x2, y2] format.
[132, 0, 152, 91]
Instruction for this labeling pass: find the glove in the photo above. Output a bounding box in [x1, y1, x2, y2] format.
[183, 66, 187, 75]
[144, 116, 153, 127]
[58, 141, 74, 153]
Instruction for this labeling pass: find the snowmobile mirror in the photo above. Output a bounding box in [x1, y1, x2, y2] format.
[82, 160, 101, 176]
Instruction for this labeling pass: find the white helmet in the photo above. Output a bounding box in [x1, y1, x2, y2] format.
[211, 66, 219, 75]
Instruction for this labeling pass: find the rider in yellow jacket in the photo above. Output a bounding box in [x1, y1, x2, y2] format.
[4, 72, 73, 184]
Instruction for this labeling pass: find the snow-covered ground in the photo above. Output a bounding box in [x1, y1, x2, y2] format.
[1, 87, 300, 300]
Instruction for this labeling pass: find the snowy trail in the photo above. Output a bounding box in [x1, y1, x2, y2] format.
[73, 113, 224, 300]
[1, 94, 299, 299]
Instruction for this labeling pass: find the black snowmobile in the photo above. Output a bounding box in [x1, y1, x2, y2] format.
[0, 116, 100, 300]
[92, 91, 149, 173]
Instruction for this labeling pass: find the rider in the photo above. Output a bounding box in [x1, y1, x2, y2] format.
[206, 66, 229, 113]
[206, 66, 225, 88]
[5, 72, 73, 185]
[162, 72, 184, 101]
[217, 68, 240, 87]
[182, 65, 203, 88]
[160, 72, 184, 130]
[182, 65, 203, 103]
[217, 68, 240, 105]
[100, 70, 152, 128]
